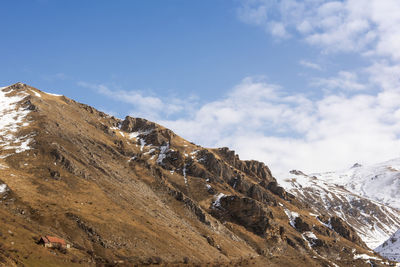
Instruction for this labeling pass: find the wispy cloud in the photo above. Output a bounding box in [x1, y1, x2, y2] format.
[311, 71, 367, 91]
[299, 60, 322, 70]
[237, 0, 400, 59]
[77, 81, 198, 120]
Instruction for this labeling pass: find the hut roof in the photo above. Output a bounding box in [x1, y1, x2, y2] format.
[41, 236, 66, 246]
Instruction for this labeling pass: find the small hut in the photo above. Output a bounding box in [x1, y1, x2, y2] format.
[39, 236, 70, 249]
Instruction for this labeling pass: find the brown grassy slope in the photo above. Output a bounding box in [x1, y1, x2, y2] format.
[0, 83, 391, 266]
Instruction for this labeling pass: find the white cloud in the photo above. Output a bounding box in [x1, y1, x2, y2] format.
[366, 62, 400, 92]
[299, 60, 322, 70]
[237, 0, 270, 25]
[154, 76, 400, 176]
[77, 81, 197, 120]
[312, 71, 367, 91]
[268, 21, 289, 38]
[238, 0, 400, 59]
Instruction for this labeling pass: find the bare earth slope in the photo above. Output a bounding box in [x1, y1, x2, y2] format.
[0, 83, 395, 266]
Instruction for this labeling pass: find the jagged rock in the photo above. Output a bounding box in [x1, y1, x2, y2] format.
[351, 163, 362, 168]
[243, 160, 274, 182]
[210, 196, 271, 236]
[261, 180, 293, 200]
[121, 117, 176, 147]
[49, 169, 61, 180]
[293, 217, 311, 232]
[121, 117, 157, 133]
[246, 184, 276, 205]
[289, 170, 306, 176]
[166, 186, 210, 225]
[228, 175, 251, 193]
[216, 147, 238, 165]
[318, 215, 366, 248]
[329, 216, 365, 246]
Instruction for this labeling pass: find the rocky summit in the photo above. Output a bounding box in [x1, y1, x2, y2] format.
[0, 83, 397, 266]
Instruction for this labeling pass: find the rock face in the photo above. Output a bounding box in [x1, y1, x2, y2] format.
[0, 83, 388, 267]
[211, 196, 272, 236]
[318, 215, 366, 248]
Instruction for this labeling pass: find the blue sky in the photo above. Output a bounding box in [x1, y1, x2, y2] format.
[2, 0, 400, 175]
[1, 1, 308, 103]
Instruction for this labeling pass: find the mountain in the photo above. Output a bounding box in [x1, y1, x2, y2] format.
[278, 161, 400, 261]
[312, 160, 400, 210]
[0, 83, 394, 266]
[376, 229, 400, 262]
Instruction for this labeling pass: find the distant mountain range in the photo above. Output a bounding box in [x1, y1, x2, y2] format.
[278, 159, 400, 262]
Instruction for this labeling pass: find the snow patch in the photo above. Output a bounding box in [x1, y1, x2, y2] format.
[283, 208, 299, 228]
[303, 231, 317, 240]
[139, 138, 146, 151]
[353, 254, 379, 260]
[157, 143, 169, 165]
[144, 148, 156, 155]
[317, 217, 332, 230]
[0, 86, 32, 155]
[376, 229, 400, 262]
[44, 91, 62, 96]
[0, 184, 7, 193]
[183, 164, 188, 185]
[212, 193, 226, 208]
[128, 130, 152, 139]
[29, 90, 41, 97]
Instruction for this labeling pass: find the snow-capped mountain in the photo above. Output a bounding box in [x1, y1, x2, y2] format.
[313, 159, 400, 210]
[278, 159, 400, 251]
[376, 229, 400, 262]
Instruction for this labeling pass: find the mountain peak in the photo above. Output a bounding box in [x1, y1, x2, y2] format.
[351, 163, 363, 168]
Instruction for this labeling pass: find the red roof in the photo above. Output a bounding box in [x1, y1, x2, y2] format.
[41, 236, 66, 246]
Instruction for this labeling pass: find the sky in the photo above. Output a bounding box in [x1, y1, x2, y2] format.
[2, 0, 400, 176]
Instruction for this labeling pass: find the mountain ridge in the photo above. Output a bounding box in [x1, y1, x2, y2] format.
[279, 160, 400, 263]
[0, 82, 395, 266]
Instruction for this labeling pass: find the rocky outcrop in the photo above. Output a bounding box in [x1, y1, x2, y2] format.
[216, 147, 275, 183]
[121, 117, 176, 147]
[330, 216, 365, 246]
[246, 184, 276, 205]
[318, 215, 366, 248]
[294, 217, 311, 232]
[259, 180, 293, 200]
[210, 196, 272, 236]
[167, 186, 211, 226]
